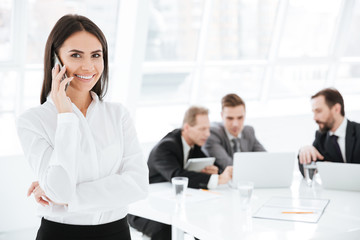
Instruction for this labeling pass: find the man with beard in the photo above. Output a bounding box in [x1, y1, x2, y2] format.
[298, 88, 360, 176]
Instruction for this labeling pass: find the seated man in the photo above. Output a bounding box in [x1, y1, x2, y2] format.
[202, 93, 266, 172]
[298, 88, 360, 175]
[128, 106, 232, 240]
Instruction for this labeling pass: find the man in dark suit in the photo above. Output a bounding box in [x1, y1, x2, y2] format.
[128, 106, 232, 240]
[202, 93, 266, 171]
[298, 88, 360, 175]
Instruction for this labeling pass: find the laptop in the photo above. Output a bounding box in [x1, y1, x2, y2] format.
[232, 152, 296, 188]
[316, 162, 360, 191]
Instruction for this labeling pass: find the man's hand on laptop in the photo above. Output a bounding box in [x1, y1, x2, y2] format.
[201, 165, 219, 175]
[218, 166, 233, 185]
[299, 145, 324, 164]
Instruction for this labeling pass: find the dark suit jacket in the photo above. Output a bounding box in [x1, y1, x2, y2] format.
[202, 122, 266, 171]
[299, 120, 360, 175]
[148, 128, 212, 189]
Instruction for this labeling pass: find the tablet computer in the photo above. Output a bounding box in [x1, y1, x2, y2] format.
[184, 157, 215, 172]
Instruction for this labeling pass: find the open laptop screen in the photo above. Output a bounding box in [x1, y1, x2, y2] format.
[232, 152, 296, 188]
[317, 162, 360, 191]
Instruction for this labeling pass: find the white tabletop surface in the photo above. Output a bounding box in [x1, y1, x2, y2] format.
[129, 175, 360, 240]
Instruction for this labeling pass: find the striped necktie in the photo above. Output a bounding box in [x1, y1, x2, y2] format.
[232, 138, 241, 153]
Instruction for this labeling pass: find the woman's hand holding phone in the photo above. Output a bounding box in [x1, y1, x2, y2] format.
[51, 64, 73, 113]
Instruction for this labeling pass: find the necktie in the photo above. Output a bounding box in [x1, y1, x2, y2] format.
[330, 135, 343, 162]
[187, 147, 194, 160]
[232, 138, 241, 153]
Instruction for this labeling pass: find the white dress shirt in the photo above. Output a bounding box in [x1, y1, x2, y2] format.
[181, 136, 218, 189]
[16, 92, 149, 225]
[182, 136, 192, 165]
[330, 118, 347, 162]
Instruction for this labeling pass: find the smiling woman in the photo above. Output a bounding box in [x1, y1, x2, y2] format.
[55, 31, 105, 115]
[40, 14, 109, 107]
[60, 32, 104, 82]
[15, 14, 148, 240]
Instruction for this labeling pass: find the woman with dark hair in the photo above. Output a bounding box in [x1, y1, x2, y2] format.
[16, 14, 148, 240]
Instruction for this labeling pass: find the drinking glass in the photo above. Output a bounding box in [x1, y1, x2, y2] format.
[237, 181, 254, 209]
[171, 177, 189, 205]
[303, 162, 317, 186]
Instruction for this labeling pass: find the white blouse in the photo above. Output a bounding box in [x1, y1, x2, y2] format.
[16, 92, 149, 225]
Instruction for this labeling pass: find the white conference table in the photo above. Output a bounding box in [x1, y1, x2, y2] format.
[128, 176, 360, 240]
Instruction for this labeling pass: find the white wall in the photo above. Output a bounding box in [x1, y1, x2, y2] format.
[0, 156, 39, 232]
[249, 110, 360, 153]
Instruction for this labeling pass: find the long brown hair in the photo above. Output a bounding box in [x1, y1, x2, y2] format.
[40, 14, 109, 104]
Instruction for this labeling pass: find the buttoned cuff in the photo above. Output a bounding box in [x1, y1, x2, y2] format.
[207, 174, 219, 189]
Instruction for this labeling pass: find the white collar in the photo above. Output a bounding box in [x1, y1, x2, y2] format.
[90, 91, 99, 103]
[224, 126, 242, 141]
[45, 91, 99, 118]
[46, 91, 98, 103]
[181, 135, 191, 153]
[330, 118, 347, 139]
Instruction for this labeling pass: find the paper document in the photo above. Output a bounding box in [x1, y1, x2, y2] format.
[253, 197, 329, 223]
[152, 188, 220, 203]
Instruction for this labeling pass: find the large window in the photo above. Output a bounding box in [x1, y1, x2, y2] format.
[2, 0, 360, 155]
[205, 0, 277, 60]
[0, 0, 13, 61]
[278, 0, 342, 58]
[137, 0, 360, 146]
[145, 0, 205, 61]
[26, 0, 119, 64]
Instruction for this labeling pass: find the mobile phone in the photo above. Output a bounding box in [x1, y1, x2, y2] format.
[53, 53, 70, 90]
